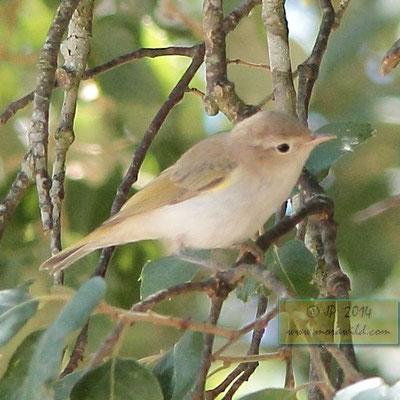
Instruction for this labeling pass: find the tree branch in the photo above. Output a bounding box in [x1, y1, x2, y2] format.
[325, 345, 362, 385]
[203, 0, 258, 121]
[50, 0, 95, 286]
[0, 91, 34, 125]
[28, 0, 82, 232]
[309, 345, 335, 399]
[1, 0, 262, 127]
[92, 44, 205, 278]
[86, 279, 218, 371]
[0, 152, 33, 242]
[192, 296, 225, 400]
[64, 0, 265, 378]
[82, 46, 197, 79]
[213, 295, 269, 400]
[296, 0, 335, 124]
[0, 47, 198, 126]
[262, 0, 297, 116]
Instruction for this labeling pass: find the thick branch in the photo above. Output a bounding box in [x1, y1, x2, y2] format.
[262, 0, 297, 116]
[203, 0, 258, 121]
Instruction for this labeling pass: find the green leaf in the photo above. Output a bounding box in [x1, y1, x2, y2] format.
[270, 240, 318, 298]
[70, 358, 163, 400]
[153, 350, 175, 400]
[53, 370, 85, 400]
[21, 277, 106, 400]
[236, 277, 261, 303]
[152, 331, 204, 400]
[306, 122, 374, 178]
[140, 256, 201, 299]
[0, 281, 39, 347]
[238, 388, 298, 400]
[0, 331, 42, 400]
[171, 331, 204, 400]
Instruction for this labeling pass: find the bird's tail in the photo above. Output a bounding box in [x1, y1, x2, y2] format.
[39, 213, 155, 274]
[39, 240, 96, 275]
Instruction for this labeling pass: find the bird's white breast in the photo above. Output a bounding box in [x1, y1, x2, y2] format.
[146, 163, 303, 250]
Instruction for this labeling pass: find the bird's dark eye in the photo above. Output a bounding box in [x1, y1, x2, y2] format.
[276, 143, 290, 153]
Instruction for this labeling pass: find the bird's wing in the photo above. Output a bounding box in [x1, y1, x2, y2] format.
[102, 133, 237, 227]
[170, 132, 237, 192]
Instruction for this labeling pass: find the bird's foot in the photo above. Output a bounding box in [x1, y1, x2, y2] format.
[235, 241, 265, 264]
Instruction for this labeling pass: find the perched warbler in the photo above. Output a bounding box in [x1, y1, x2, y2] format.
[40, 111, 334, 274]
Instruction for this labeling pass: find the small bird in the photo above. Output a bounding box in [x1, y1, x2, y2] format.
[40, 111, 334, 274]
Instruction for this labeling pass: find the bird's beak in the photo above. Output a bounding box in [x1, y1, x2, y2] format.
[305, 134, 336, 147]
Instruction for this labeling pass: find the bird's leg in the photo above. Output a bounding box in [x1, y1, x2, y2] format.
[174, 249, 224, 272]
[235, 241, 265, 264]
[170, 236, 224, 272]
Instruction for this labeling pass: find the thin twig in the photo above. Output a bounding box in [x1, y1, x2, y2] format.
[212, 303, 279, 359]
[186, 87, 205, 99]
[309, 346, 335, 400]
[82, 46, 197, 79]
[29, 0, 82, 232]
[192, 296, 225, 400]
[69, 0, 265, 373]
[0, 91, 34, 125]
[221, 295, 269, 400]
[296, 0, 335, 124]
[1, 0, 261, 126]
[85, 262, 286, 376]
[325, 345, 362, 384]
[334, 0, 351, 28]
[261, 0, 356, 397]
[0, 47, 198, 126]
[99, 304, 235, 339]
[0, 152, 33, 242]
[380, 38, 400, 76]
[86, 279, 218, 371]
[227, 59, 270, 70]
[158, 0, 203, 39]
[290, 0, 357, 391]
[222, 0, 261, 33]
[284, 346, 295, 389]
[50, 0, 94, 286]
[214, 351, 283, 364]
[309, 346, 332, 400]
[353, 195, 400, 222]
[92, 44, 205, 278]
[235, 196, 334, 266]
[60, 323, 89, 378]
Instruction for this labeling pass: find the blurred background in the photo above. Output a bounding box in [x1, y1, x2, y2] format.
[1, 0, 400, 396]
